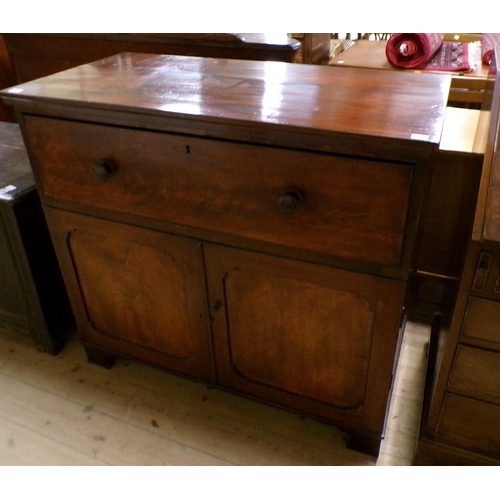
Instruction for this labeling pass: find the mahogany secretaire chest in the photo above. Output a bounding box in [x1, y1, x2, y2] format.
[0, 53, 450, 455]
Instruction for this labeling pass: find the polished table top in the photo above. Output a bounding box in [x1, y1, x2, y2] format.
[1, 52, 451, 153]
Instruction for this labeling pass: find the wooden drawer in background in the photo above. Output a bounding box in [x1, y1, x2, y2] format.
[437, 393, 500, 457]
[449, 345, 500, 400]
[462, 297, 500, 344]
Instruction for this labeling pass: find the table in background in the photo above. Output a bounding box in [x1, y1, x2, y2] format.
[330, 39, 490, 106]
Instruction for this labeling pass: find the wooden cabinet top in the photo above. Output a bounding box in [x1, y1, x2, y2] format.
[1, 53, 450, 157]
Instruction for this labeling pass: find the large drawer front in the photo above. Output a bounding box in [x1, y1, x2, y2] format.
[24, 115, 414, 267]
[438, 393, 500, 457]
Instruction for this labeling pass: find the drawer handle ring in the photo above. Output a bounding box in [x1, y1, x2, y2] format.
[91, 159, 116, 182]
[277, 189, 303, 215]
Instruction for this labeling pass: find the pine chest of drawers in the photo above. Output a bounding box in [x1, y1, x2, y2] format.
[1, 53, 450, 455]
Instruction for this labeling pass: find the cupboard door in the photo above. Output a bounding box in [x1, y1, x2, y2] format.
[205, 244, 406, 434]
[44, 208, 214, 381]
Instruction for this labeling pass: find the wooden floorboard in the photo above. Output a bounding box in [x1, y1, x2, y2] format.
[0, 320, 430, 466]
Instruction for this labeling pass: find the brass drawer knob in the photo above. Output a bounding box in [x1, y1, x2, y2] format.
[277, 189, 302, 214]
[91, 159, 116, 182]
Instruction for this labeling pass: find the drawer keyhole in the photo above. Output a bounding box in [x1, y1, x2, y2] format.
[91, 159, 116, 182]
[277, 189, 303, 215]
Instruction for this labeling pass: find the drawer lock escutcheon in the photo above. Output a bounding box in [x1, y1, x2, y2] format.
[91, 159, 116, 182]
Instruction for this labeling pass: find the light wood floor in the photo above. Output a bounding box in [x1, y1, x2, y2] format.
[0, 320, 429, 466]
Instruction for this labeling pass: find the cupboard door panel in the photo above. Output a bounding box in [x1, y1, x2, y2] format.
[69, 230, 193, 359]
[223, 268, 373, 408]
[205, 244, 405, 433]
[44, 208, 214, 380]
